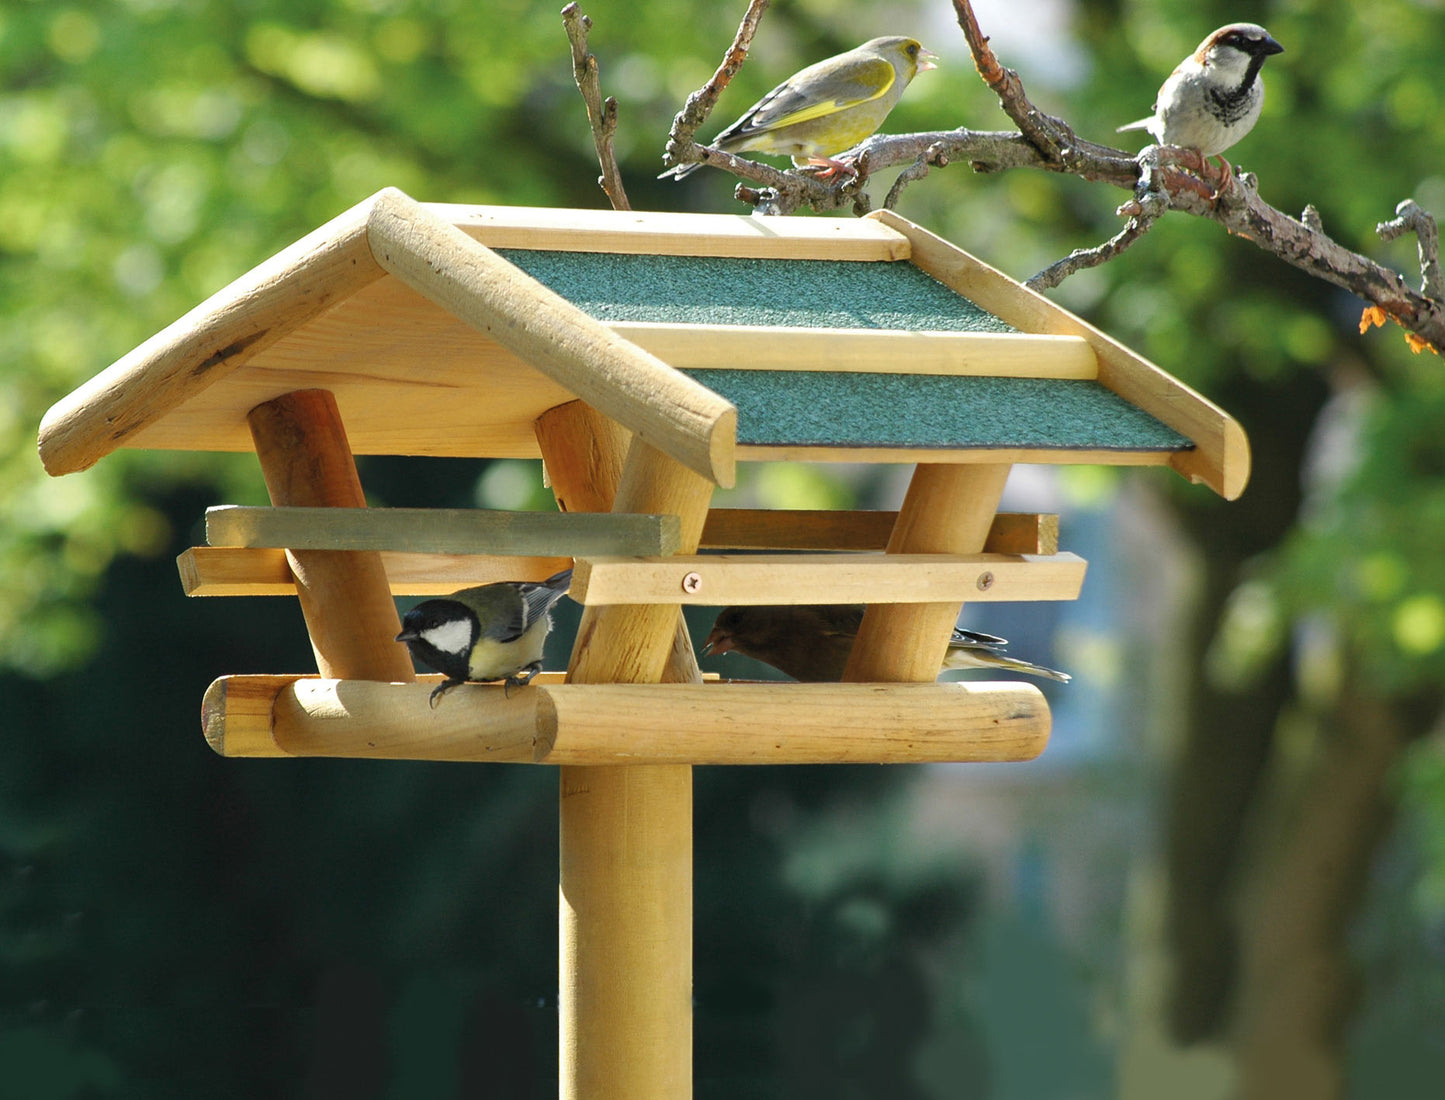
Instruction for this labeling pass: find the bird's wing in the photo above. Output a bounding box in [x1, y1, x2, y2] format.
[952, 627, 1008, 649]
[474, 582, 562, 643]
[810, 604, 867, 638]
[514, 581, 567, 634]
[725, 55, 897, 139]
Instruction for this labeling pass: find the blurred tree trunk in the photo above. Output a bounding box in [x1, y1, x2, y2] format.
[1161, 372, 1435, 1096]
[1163, 375, 1326, 1040]
[1232, 671, 1426, 1099]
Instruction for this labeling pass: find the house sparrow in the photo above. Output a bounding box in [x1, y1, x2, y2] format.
[396, 568, 572, 706]
[1117, 23, 1283, 158]
[660, 36, 937, 181]
[702, 604, 1070, 683]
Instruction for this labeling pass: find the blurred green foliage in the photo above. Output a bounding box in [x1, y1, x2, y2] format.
[6, 0, 1445, 1094]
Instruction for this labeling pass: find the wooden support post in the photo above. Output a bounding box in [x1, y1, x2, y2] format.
[536, 402, 697, 685]
[844, 463, 1013, 682]
[247, 389, 414, 682]
[536, 401, 712, 1100]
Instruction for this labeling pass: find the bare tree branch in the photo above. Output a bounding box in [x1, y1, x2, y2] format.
[640, 0, 1445, 353]
[659, 0, 771, 177]
[950, 0, 1074, 164]
[884, 149, 940, 211]
[1026, 208, 1160, 291]
[562, 3, 630, 211]
[944, 0, 1445, 354]
[1377, 199, 1444, 303]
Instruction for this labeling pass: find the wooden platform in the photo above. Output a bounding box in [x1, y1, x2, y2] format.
[204, 675, 1051, 765]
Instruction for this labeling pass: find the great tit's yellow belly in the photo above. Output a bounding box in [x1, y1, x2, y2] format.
[467, 616, 550, 682]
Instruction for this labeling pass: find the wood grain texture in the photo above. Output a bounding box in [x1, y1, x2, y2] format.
[565, 441, 713, 686]
[247, 390, 415, 682]
[844, 464, 1014, 683]
[442, 202, 913, 260]
[176, 513, 1062, 596]
[534, 402, 698, 686]
[205, 505, 679, 556]
[365, 189, 737, 487]
[699, 509, 1057, 553]
[869, 209, 1250, 499]
[607, 323, 1097, 377]
[535, 400, 631, 515]
[177, 546, 577, 597]
[535, 412, 709, 1100]
[202, 677, 1051, 765]
[570, 552, 1086, 606]
[38, 192, 384, 475]
[733, 444, 1179, 466]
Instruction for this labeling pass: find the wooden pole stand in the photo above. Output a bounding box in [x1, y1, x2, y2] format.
[537, 401, 712, 1099]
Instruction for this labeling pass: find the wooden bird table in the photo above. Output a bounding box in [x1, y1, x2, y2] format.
[37, 191, 1249, 1100]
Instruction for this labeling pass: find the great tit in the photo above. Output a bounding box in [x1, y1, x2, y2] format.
[396, 568, 574, 707]
[702, 604, 1071, 683]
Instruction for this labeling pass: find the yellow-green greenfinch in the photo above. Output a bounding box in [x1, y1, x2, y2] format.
[661, 36, 937, 181]
[396, 568, 572, 706]
[702, 604, 1071, 683]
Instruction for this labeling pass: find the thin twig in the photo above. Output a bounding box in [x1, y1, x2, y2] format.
[1377, 199, 1444, 302]
[1028, 211, 1160, 290]
[950, 0, 1073, 163]
[885, 156, 931, 210]
[659, 0, 771, 176]
[562, 3, 630, 211]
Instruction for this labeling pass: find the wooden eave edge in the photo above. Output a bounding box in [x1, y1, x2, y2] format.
[869, 209, 1252, 500]
[38, 193, 386, 476]
[37, 187, 743, 487]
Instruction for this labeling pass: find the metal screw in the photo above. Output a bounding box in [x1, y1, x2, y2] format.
[976, 571, 995, 591]
[682, 571, 703, 594]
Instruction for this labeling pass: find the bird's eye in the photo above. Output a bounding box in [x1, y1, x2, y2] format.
[907, 43, 918, 57]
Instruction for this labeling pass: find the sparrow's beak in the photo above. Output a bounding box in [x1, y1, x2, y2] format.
[917, 47, 940, 73]
[701, 628, 733, 657]
[1260, 35, 1284, 56]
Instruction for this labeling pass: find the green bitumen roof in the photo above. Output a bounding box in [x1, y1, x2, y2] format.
[684, 370, 1194, 452]
[498, 249, 1190, 453]
[497, 250, 1017, 332]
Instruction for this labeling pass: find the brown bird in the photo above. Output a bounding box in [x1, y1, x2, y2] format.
[702, 604, 1070, 683]
[1117, 23, 1283, 157]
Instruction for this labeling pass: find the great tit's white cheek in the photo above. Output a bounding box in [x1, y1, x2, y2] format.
[420, 619, 472, 657]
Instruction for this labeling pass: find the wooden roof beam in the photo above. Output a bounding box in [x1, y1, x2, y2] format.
[366, 189, 737, 487]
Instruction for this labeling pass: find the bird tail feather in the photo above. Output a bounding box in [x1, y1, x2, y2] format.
[942, 648, 1071, 683]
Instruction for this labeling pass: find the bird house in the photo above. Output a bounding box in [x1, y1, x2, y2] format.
[38, 188, 1248, 1098]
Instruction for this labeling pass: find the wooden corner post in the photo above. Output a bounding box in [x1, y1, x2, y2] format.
[537, 401, 712, 1100]
[247, 389, 415, 682]
[844, 463, 1013, 682]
